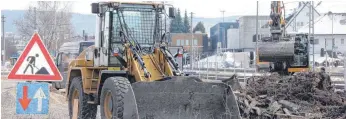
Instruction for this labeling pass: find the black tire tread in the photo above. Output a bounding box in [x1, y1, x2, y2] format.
[68, 77, 97, 119]
[101, 77, 131, 119]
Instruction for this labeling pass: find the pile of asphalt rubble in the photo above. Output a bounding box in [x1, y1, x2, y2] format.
[234, 72, 346, 119]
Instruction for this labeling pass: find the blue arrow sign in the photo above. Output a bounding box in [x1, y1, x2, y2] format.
[16, 82, 49, 114]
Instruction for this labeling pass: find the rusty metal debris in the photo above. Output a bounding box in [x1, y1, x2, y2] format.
[236, 72, 346, 119]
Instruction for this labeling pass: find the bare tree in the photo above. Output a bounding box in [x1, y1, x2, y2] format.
[15, 1, 74, 52]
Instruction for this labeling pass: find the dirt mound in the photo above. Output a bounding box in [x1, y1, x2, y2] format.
[236, 72, 346, 119]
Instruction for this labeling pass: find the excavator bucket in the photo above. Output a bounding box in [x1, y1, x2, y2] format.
[122, 76, 241, 119]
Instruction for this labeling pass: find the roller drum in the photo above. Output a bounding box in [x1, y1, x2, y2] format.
[258, 41, 295, 62]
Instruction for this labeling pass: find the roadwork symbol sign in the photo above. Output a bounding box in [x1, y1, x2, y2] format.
[16, 82, 49, 114]
[8, 33, 62, 81]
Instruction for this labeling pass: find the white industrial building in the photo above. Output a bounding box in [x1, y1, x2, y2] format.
[285, 2, 321, 33]
[298, 13, 346, 54]
[227, 15, 270, 52]
[226, 2, 346, 55]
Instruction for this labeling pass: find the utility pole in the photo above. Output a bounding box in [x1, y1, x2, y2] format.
[312, 1, 315, 71]
[325, 38, 327, 68]
[190, 12, 194, 70]
[54, 3, 58, 54]
[344, 51, 346, 91]
[308, 1, 311, 71]
[220, 10, 225, 51]
[221, 10, 225, 22]
[255, 1, 259, 73]
[83, 30, 86, 41]
[332, 12, 334, 69]
[1, 15, 5, 64]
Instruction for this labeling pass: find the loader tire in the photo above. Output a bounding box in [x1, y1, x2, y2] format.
[100, 77, 138, 119]
[68, 77, 97, 119]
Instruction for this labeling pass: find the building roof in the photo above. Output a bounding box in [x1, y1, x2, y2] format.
[298, 13, 346, 34]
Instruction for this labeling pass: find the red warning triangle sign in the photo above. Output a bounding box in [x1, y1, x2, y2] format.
[8, 33, 62, 81]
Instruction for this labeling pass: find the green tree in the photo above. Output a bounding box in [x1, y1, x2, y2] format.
[169, 9, 179, 33]
[193, 22, 206, 33]
[183, 10, 190, 33]
[169, 9, 183, 33]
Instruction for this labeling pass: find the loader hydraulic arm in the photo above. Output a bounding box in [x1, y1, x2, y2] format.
[116, 11, 151, 78]
[159, 33, 182, 75]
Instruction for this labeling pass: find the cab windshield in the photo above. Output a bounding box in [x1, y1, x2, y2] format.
[111, 4, 164, 46]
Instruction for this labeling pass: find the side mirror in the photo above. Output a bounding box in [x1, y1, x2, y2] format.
[168, 7, 175, 18]
[91, 3, 99, 14]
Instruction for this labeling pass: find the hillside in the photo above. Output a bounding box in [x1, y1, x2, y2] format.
[1, 10, 237, 35]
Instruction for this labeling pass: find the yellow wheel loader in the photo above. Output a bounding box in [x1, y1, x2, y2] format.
[65, 2, 241, 119]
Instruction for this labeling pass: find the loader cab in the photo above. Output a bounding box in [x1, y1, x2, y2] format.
[53, 41, 94, 89]
[91, 2, 175, 67]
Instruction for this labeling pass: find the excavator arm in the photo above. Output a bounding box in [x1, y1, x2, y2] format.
[269, 1, 286, 41]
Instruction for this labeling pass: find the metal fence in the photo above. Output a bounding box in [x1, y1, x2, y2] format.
[182, 51, 258, 81]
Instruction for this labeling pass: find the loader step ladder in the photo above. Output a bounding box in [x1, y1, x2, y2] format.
[85, 69, 98, 94]
[86, 69, 99, 104]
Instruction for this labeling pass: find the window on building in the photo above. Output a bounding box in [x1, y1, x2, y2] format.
[310, 39, 319, 44]
[180, 40, 184, 46]
[177, 40, 181, 46]
[193, 39, 197, 45]
[252, 35, 258, 42]
[301, 22, 304, 26]
[185, 40, 189, 46]
[332, 38, 335, 45]
[341, 39, 344, 44]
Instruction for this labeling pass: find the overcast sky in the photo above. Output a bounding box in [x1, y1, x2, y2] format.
[1, 0, 346, 17]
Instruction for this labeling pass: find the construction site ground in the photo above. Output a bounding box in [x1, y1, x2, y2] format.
[235, 72, 346, 119]
[1, 71, 345, 119]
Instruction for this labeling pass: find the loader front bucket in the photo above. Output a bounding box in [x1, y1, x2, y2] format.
[122, 76, 241, 119]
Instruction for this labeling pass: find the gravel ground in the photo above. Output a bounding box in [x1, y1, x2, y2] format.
[1, 80, 102, 119]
